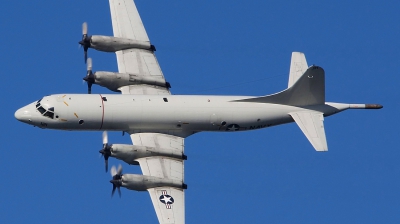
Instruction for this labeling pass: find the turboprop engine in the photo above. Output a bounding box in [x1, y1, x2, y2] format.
[110, 165, 187, 197]
[94, 71, 170, 92]
[83, 58, 171, 93]
[99, 132, 186, 172]
[79, 22, 155, 62]
[88, 35, 155, 52]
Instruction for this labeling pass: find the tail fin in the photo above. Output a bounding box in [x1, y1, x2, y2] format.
[234, 52, 327, 151]
[288, 52, 308, 88]
[234, 63, 325, 107]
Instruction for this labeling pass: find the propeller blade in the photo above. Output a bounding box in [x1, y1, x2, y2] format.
[110, 165, 123, 177]
[111, 184, 121, 198]
[87, 57, 92, 71]
[80, 22, 91, 63]
[84, 48, 88, 64]
[100, 131, 111, 172]
[83, 57, 94, 93]
[102, 131, 108, 145]
[82, 22, 88, 36]
[105, 159, 109, 172]
[111, 185, 116, 197]
[111, 166, 117, 177]
[104, 159, 108, 173]
[100, 146, 111, 172]
[117, 164, 123, 176]
[87, 82, 92, 94]
[110, 165, 122, 198]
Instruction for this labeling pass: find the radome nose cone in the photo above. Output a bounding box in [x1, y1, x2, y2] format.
[14, 106, 32, 122]
[14, 108, 24, 121]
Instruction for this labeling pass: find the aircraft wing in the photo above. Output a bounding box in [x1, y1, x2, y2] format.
[130, 133, 185, 224]
[109, 0, 170, 95]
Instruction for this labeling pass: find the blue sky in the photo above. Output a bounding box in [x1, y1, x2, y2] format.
[1, 0, 399, 223]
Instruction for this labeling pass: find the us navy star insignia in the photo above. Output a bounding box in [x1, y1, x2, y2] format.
[159, 190, 174, 209]
[226, 124, 240, 131]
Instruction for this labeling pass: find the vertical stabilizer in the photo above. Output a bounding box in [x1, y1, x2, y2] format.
[288, 52, 308, 88]
[233, 65, 325, 107]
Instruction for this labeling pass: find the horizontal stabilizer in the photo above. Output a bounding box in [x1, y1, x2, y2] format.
[289, 111, 328, 151]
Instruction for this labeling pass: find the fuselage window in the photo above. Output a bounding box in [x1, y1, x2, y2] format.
[163, 98, 168, 102]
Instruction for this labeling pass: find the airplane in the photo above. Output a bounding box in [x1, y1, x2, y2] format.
[14, 0, 382, 223]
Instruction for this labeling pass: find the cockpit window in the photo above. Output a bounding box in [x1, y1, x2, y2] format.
[37, 106, 46, 114]
[36, 99, 55, 119]
[43, 111, 54, 119]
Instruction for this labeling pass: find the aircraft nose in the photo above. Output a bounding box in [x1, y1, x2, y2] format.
[15, 106, 33, 123]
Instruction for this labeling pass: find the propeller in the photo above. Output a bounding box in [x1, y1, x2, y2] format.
[79, 22, 91, 63]
[99, 131, 112, 172]
[110, 165, 123, 197]
[83, 58, 95, 94]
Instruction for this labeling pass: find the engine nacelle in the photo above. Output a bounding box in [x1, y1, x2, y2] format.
[93, 71, 170, 92]
[121, 174, 187, 191]
[110, 144, 187, 165]
[89, 35, 155, 52]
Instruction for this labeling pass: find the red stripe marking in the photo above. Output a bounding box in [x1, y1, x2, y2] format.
[99, 94, 105, 130]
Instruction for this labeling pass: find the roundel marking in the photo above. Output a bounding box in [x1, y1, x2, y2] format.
[159, 194, 175, 205]
[226, 124, 240, 131]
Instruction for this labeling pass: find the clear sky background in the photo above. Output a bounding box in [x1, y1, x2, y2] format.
[1, 0, 399, 223]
